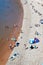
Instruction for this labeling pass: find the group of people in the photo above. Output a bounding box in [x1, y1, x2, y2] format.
[24, 44, 38, 50]
[30, 45, 38, 49]
[9, 42, 20, 50]
[9, 44, 15, 50]
[30, 2, 42, 16]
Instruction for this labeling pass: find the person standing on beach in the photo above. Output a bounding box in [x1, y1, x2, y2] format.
[9, 44, 13, 50]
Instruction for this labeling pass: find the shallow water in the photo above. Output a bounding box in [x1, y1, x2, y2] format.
[0, 0, 22, 38]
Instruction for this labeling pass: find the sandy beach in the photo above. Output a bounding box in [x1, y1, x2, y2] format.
[6, 0, 43, 65]
[0, 0, 23, 65]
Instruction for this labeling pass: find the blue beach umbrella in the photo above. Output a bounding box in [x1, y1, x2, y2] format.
[29, 39, 35, 44]
[29, 38, 39, 44]
[34, 38, 40, 43]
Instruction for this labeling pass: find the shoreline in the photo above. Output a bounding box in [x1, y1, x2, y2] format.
[0, 0, 23, 65]
[6, 0, 43, 65]
[6, 0, 31, 65]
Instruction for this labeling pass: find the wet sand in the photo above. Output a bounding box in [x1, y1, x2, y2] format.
[0, 0, 23, 65]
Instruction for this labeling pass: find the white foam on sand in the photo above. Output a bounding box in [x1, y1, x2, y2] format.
[6, 0, 43, 65]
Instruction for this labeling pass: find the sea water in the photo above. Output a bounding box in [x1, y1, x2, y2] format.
[0, 0, 22, 38]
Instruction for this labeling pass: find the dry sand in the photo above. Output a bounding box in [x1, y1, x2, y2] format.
[0, 0, 23, 65]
